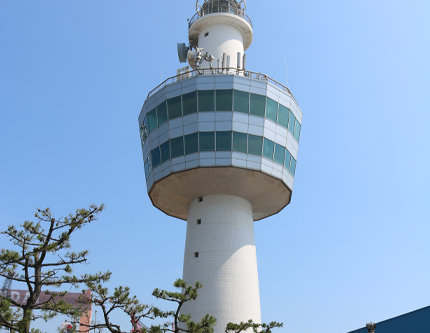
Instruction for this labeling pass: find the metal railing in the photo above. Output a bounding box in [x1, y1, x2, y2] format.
[146, 68, 300, 110]
[188, 2, 252, 29]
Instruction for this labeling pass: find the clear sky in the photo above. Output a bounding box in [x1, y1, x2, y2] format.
[0, 0, 429, 332]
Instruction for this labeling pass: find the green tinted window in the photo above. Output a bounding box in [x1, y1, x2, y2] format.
[290, 157, 297, 176]
[151, 147, 161, 168]
[199, 132, 215, 151]
[160, 141, 170, 163]
[288, 112, 296, 134]
[278, 104, 290, 129]
[266, 98, 278, 123]
[170, 136, 184, 158]
[216, 90, 233, 111]
[157, 101, 168, 126]
[233, 90, 249, 113]
[233, 131, 247, 153]
[147, 108, 157, 132]
[185, 133, 198, 155]
[284, 150, 292, 169]
[248, 134, 263, 155]
[198, 90, 215, 112]
[263, 138, 275, 160]
[294, 120, 301, 142]
[168, 96, 182, 120]
[183, 91, 197, 115]
[274, 144, 285, 165]
[216, 131, 232, 151]
[250, 94, 266, 117]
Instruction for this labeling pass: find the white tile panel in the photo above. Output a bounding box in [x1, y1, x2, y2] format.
[196, 76, 215, 84]
[215, 158, 232, 166]
[169, 127, 184, 139]
[199, 122, 216, 131]
[148, 128, 159, 142]
[162, 166, 172, 176]
[275, 133, 287, 146]
[266, 90, 279, 102]
[263, 128, 276, 141]
[171, 156, 185, 165]
[216, 121, 232, 131]
[166, 82, 182, 93]
[276, 125, 288, 137]
[233, 83, 251, 92]
[200, 158, 216, 166]
[184, 123, 198, 135]
[186, 159, 199, 169]
[181, 77, 197, 88]
[197, 83, 215, 90]
[271, 168, 283, 180]
[183, 113, 198, 125]
[248, 124, 264, 136]
[233, 76, 252, 86]
[260, 163, 272, 174]
[172, 162, 186, 173]
[198, 112, 216, 122]
[159, 130, 169, 144]
[200, 152, 216, 159]
[264, 119, 277, 132]
[169, 117, 183, 129]
[153, 171, 163, 182]
[246, 154, 261, 163]
[232, 121, 248, 133]
[185, 153, 199, 162]
[216, 112, 233, 121]
[158, 122, 169, 135]
[232, 112, 249, 124]
[232, 158, 247, 168]
[272, 163, 284, 173]
[214, 75, 234, 83]
[246, 161, 261, 170]
[166, 89, 181, 99]
[267, 84, 281, 97]
[248, 115, 264, 126]
[182, 84, 198, 94]
[250, 79, 267, 89]
[261, 158, 273, 168]
[249, 86, 266, 95]
[232, 152, 247, 160]
[216, 152, 232, 159]
[149, 137, 160, 150]
[214, 82, 234, 89]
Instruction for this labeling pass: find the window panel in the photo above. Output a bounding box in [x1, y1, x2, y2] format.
[160, 141, 170, 163]
[167, 96, 182, 120]
[185, 133, 199, 155]
[183, 91, 197, 115]
[198, 90, 215, 112]
[248, 134, 263, 155]
[278, 104, 290, 129]
[250, 93, 266, 117]
[216, 131, 232, 151]
[288, 111, 296, 134]
[266, 98, 278, 123]
[274, 143, 285, 165]
[147, 108, 157, 132]
[216, 89, 233, 111]
[144, 159, 149, 180]
[148, 154, 153, 173]
[140, 121, 148, 147]
[151, 147, 161, 168]
[233, 90, 249, 113]
[290, 157, 297, 176]
[263, 138, 275, 160]
[233, 131, 247, 153]
[284, 150, 292, 169]
[157, 101, 168, 126]
[294, 120, 301, 142]
[170, 136, 184, 158]
[199, 132, 215, 151]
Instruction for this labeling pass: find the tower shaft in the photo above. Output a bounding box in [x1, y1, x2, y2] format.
[182, 195, 261, 330]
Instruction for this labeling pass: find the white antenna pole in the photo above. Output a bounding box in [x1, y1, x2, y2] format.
[284, 57, 289, 88]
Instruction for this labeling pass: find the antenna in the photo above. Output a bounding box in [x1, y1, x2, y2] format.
[284, 57, 289, 88]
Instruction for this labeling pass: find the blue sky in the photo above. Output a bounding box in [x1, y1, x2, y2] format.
[0, 0, 429, 332]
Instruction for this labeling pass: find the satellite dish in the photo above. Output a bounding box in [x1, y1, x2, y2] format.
[177, 43, 188, 63]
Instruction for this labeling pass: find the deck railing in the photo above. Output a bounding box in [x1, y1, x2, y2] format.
[146, 68, 300, 110]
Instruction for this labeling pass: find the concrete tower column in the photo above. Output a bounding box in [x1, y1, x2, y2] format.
[182, 195, 261, 331]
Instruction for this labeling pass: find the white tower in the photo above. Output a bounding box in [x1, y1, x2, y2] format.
[138, 1, 302, 331]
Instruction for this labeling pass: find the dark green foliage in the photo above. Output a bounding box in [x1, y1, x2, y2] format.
[0, 205, 111, 333]
[225, 320, 283, 333]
